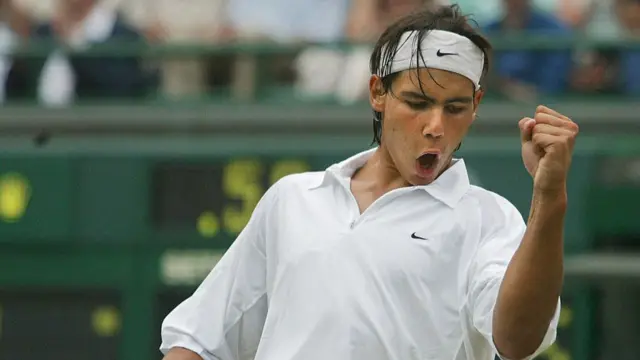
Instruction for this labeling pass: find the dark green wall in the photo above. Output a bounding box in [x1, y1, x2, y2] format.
[0, 134, 638, 360]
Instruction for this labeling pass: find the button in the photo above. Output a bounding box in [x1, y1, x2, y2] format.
[349, 221, 356, 229]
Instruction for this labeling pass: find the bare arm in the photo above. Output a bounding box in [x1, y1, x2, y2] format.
[493, 106, 578, 359]
[492, 189, 565, 359]
[162, 347, 204, 360]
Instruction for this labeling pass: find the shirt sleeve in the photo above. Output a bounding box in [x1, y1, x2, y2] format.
[467, 196, 561, 360]
[160, 183, 279, 360]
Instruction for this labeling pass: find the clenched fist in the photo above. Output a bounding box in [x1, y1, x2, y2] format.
[519, 105, 579, 193]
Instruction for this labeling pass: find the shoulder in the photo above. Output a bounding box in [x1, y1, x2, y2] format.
[464, 185, 526, 238]
[256, 171, 326, 222]
[261, 171, 325, 201]
[269, 171, 325, 194]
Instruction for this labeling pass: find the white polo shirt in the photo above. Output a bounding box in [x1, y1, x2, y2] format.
[160, 148, 561, 360]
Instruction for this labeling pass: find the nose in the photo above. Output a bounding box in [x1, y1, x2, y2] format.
[420, 107, 445, 140]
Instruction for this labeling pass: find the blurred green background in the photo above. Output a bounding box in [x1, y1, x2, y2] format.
[1, 0, 640, 359]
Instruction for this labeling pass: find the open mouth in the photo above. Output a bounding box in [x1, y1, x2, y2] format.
[417, 153, 439, 170]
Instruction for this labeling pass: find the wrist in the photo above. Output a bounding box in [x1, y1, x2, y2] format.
[532, 186, 568, 210]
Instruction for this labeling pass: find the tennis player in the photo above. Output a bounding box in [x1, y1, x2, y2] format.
[161, 5, 577, 360]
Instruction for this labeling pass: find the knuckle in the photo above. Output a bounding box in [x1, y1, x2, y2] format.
[518, 118, 528, 128]
[533, 116, 546, 125]
[571, 122, 579, 133]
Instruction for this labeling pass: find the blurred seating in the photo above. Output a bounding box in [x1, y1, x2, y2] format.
[125, 0, 231, 99]
[0, 0, 29, 102]
[0, 0, 637, 106]
[3, 0, 155, 106]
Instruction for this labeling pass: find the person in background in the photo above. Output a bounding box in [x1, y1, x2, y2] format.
[449, 0, 560, 27]
[611, 0, 640, 95]
[0, 0, 31, 104]
[296, 0, 434, 103]
[557, 0, 595, 29]
[571, 0, 640, 96]
[228, 0, 348, 44]
[484, 0, 573, 101]
[134, 0, 232, 99]
[7, 0, 154, 107]
[229, 0, 350, 96]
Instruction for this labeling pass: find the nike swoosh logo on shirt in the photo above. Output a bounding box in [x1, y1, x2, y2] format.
[411, 232, 428, 240]
[436, 49, 458, 57]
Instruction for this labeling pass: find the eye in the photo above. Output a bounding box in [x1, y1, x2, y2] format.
[405, 101, 430, 110]
[445, 105, 467, 114]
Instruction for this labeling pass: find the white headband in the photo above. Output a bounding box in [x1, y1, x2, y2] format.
[379, 30, 484, 90]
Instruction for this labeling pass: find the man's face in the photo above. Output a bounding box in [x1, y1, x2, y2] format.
[369, 68, 482, 185]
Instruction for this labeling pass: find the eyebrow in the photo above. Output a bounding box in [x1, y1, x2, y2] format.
[399, 91, 473, 104]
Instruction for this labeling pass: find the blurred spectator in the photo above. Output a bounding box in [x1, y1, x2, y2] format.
[6, 0, 153, 106]
[227, 0, 349, 43]
[451, 0, 558, 27]
[484, 0, 573, 101]
[557, 0, 595, 29]
[613, 0, 640, 95]
[133, 0, 231, 99]
[0, 0, 31, 103]
[581, 0, 624, 38]
[296, 0, 435, 103]
[12, 0, 55, 21]
[572, 0, 640, 96]
[227, 0, 352, 100]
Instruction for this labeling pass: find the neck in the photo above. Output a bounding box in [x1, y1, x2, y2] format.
[352, 146, 410, 195]
[352, 145, 455, 193]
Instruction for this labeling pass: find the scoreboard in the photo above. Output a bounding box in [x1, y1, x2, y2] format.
[0, 134, 637, 360]
[152, 158, 310, 239]
[0, 290, 121, 360]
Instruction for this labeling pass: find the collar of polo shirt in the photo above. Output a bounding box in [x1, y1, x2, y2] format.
[308, 148, 470, 208]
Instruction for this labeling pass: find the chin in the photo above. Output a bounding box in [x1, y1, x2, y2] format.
[409, 173, 437, 186]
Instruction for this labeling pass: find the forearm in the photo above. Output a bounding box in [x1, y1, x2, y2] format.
[493, 188, 566, 359]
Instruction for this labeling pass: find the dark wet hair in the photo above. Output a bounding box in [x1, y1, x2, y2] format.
[369, 4, 492, 145]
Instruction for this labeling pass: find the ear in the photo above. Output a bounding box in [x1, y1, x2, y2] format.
[369, 75, 386, 113]
[472, 88, 484, 123]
